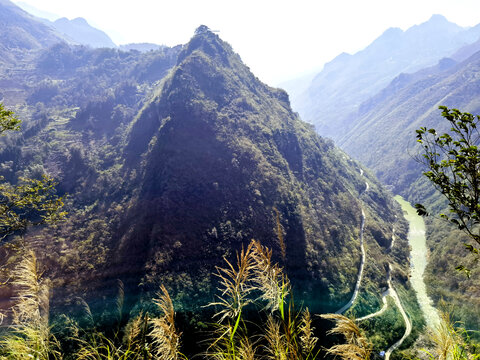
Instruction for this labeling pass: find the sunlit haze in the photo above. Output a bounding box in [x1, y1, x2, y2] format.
[13, 0, 480, 84]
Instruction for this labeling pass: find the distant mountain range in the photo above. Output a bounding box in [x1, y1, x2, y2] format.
[15, 1, 59, 21]
[0, 0, 66, 50]
[285, 14, 480, 141]
[50, 17, 117, 48]
[11, 0, 165, 50]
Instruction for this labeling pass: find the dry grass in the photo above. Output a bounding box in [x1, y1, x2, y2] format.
[1, 240, 323, 360]
[123, 312, 146, 350]
[205, 241, 257, 357]
[149, 284, 185, 360]
[207, 239, 319, 360]
[0, 249, 61, 360]
[210, 241, 256, 324]
[251, 240, 290, 316]
[73, 306, 150, 360]
[424, 311, 480, 360]
[235, 337, 256, 360]
[264, 315, 287, 360]
[299, 309, 318, 359]
[320, 313, 371, 360]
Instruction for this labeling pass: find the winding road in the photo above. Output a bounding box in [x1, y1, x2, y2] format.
[384, 265, 412, 360]
[333, 169, 412, 359]
[335, 208, 366, 315]
[357, 289, 389, 321]
[357, 270, 391, 321]
[335, 179, 369, 315]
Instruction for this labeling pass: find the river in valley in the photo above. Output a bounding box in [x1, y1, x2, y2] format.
[394, 196, 441, 330]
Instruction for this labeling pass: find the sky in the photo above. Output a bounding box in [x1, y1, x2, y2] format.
[12, 0, 480, 85]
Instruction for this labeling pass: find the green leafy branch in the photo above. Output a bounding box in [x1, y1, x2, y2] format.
[416, 106, 480, 260]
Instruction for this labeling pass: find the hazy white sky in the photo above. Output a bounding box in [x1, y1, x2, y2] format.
[12, 0, 480, 85]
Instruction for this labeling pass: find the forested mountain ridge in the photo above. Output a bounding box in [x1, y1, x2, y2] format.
[286, 14, 480, 140]
[116, 27, 412, 313]
[0, 23, 414, 330]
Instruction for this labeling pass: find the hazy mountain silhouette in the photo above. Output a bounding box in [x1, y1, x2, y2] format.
[287, 15, 480, 140]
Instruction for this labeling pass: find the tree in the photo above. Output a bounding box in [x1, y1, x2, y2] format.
[415, 106, 480, 271]
[0, 103, 21, 134]
[0, 103, 65, 241]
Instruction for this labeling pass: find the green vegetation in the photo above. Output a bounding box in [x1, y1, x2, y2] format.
[416, 106, 480, 268]
[404, 105, 480, 331]
[410, 106, 480, 357]
[0, 26, 410, 320]
[0, 104, 20, 134]
[0, 104, 65, 241]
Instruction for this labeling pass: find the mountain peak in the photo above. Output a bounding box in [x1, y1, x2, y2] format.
[52, 15, 116, 48]
[71, 17, 88, 25]
[177, 25, 235, 67]
[408, 13, 461, 34]
[381, 27, 403, 37]
[428, 14, 448, 23]
[194, 24, 213, 35]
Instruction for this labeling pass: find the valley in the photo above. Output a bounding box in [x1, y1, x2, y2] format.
[1, 0, 480, 358]
[395, 196, 441, 330]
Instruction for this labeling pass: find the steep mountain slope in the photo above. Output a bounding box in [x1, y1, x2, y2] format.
[117, 28, 408, 312]
[288, 15, 480, 140]
[0, 27, 413, 321]
[340, 51, 480, 194]
[51, 17, 116, 48]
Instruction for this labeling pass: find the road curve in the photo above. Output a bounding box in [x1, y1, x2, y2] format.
[357, 268, 392, 322]
[357, 289, 389, 321]
[335, 209, 366, 314]
[385, 266, 412, 360]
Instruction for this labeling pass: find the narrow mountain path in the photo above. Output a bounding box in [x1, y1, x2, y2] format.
[385, 266, 412, 360]
[358, 227, 395, 322]
[354, 242, 411, 359]
[335, 209, 366, 314]
[357, 289, 388, 321]
[357, 269, 392, 322]
[335, 178, 368, 314]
